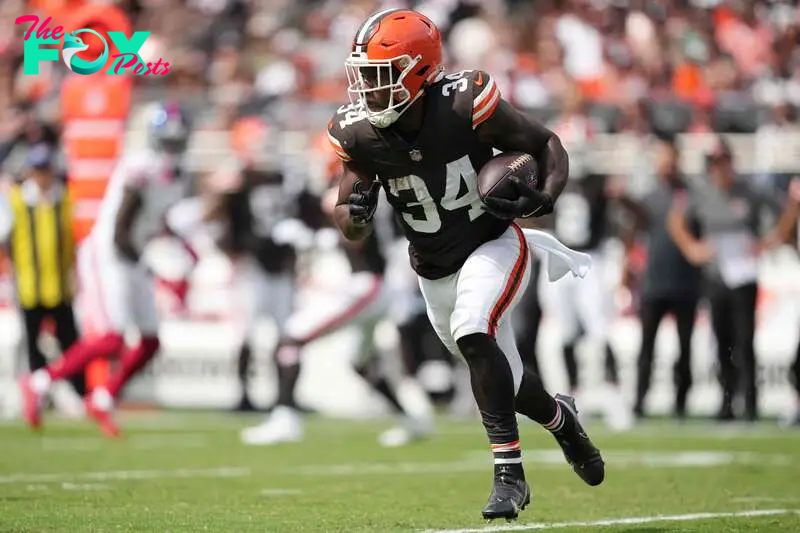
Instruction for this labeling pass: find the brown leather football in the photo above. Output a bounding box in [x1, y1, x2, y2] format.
[477, 152, 539, 204]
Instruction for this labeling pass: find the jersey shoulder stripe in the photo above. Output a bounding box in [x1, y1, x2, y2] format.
[471, 71, 501, 129]
[327, 128, 352, 162]
[328, 103, 371, 163]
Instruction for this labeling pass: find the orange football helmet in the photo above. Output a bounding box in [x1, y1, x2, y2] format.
[345, 9, 444, 128]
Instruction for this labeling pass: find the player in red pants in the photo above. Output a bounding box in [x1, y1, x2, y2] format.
[18, 103, 192, 437]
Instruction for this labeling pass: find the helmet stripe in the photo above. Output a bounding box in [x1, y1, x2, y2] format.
[354, 8, 401, 52]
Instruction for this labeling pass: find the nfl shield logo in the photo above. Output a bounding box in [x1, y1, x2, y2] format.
[409, 149, 423, 162]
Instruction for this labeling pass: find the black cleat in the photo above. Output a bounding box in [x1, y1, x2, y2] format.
[481, 466, 531, 521]
[552, 394, 605, 486]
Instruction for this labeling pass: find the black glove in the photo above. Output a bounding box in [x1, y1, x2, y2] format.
[482, 176, 554, 219]
[348, 179, 382, 226]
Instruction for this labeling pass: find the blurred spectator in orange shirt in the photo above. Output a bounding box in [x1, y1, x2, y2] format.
[715, 3, 774, 81]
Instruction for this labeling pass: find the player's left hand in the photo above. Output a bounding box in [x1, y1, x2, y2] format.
[482, 176, 553, 219]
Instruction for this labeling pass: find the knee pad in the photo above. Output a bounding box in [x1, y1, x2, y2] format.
[455, 332, 492, 363]
[455, 331, 523, 394]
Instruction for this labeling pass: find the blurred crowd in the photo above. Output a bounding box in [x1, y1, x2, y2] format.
[1, 1, 800, 151]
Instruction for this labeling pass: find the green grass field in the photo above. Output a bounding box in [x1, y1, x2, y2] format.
[1, 412, 799, 532]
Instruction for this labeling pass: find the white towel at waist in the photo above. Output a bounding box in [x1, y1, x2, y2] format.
[520, 228, 592, 281]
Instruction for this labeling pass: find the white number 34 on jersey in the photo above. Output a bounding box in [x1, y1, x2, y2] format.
[387, 155, 484, 233]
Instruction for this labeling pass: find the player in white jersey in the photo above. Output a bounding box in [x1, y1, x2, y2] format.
[542, 108, 634, 431]
[19, 103, 191, 437]
[168, 156, 320, 413]
[779, 178, 800, 425]
[240, 181, 435, 447]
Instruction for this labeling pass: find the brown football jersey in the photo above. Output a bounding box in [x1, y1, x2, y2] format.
[328, 70, 510, 279]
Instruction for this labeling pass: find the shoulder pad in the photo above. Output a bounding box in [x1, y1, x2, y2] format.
[327, 103, 369, 163]
[437, 70, 501, 129]
[466, 70, 501, 129]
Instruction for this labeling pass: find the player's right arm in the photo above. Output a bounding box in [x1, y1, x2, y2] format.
[333, 161, 378, 241]
[112, 156, 147, 263]
[114, 186, 143, 263]
[327, 110, 381, 241]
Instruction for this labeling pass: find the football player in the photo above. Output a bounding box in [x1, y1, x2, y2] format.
[538, 87, 639, 430]
[18, 103, 191, 437]
[240, 170, 435, 447]
[778, 178, 799, 425]
[383, 215, 459, 410]
[215, 160, 322, 413]
[327, 9, 604, 520]
[542, 169, 636, 430]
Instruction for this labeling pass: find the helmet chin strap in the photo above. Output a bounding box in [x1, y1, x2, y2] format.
[367, 86, 426, 128]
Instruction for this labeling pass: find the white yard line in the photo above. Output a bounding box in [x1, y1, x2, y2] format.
[129, 433, 210, 450]
[0, 414, 254, 431]
[293, 460, 492, 477]
[39, 437, 104, 452]
[260, 488, 303, 496]
[731, 497, 800, 503]
[27, 433, 211, 452]
[422, 509, 800, 533]
[295, 449, 791, 478]
[464, 450, 792, 468]
[60, 482, 109, 492]
[0, 466, 250, 485]
[432, 422, 799, 440]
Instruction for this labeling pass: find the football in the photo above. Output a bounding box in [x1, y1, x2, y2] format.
[476, 152, 539, 204]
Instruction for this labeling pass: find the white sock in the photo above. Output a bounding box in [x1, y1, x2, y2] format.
[91, 387, 114, 412]
[30, 370, 52, 394]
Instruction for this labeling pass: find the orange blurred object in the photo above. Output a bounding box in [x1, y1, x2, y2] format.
[672, 63, 704, 102]
[311, 130, 340, 184]
[59, 3, 133, 392]
[61, 75, 131, 240]
[230, 116, 269, 165]
[576, 76, 603, 101]
[27, 0, 86, 13]
[63, 2, 132, 71]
